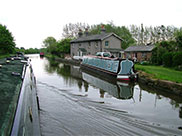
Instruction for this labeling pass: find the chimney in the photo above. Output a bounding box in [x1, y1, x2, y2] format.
[101, 25, 106, 34]
[78, 29, 83, 37]
[84, 28, 89, 36]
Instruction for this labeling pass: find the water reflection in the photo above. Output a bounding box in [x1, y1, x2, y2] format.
[43, 57, 182, 124]
[82, 71, 134, 100]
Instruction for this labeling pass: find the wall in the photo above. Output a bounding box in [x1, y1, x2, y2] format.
[102, 35, 122, 57]
[71, 41, 101, 57]
[102, 35, 122, 50]
[124, 52, 152, 62]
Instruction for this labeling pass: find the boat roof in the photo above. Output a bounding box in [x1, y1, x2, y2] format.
[0, 56, 26, 135]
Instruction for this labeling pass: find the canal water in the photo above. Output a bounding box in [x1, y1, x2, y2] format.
[28, 54, 182, 136]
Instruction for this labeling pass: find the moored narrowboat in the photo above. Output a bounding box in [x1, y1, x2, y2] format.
[81, 52, 137, 81]
[40, 52, 44, 57]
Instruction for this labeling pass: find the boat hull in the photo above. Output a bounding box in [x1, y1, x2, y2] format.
[81, 55, 137, 82]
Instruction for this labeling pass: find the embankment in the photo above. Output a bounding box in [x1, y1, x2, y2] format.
[138, 71, 182, 96]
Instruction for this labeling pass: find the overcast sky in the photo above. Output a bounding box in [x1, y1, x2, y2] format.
[0, 0, 182, 49]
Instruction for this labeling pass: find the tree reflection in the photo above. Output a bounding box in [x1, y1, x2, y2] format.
[77, 80, 82, 91]
[179, 107, 182, 119]
[100, 89, 105, 98]
[84, 81, 89, 92]
[44, 59, 59, 74]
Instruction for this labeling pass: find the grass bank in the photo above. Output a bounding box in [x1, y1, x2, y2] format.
[135, 64, 182, 83]
[0, 54, 11, 59]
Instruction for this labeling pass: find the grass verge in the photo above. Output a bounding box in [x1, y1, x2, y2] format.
[0, 54, 11, 59]
[135, 64, 182, 83]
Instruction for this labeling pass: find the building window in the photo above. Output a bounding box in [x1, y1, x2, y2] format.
[105, 41, 109, 46]
[142, 52, 146, 57]
[79, 43, 81, 47]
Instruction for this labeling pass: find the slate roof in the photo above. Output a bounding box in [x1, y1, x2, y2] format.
[70, 32, 122, 43]
[124, 45, 155, 52]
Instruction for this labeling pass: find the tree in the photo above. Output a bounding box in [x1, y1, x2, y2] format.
[89, 23, 135, 49]
[42, 36, 57, 48]
[0, 24, 16, 54]
[42, 36, 57, 54]
[129, 24, 177, 45]
[174, 28, 182, 51]
[57, 38, 71, 53]
[62, 23, 90, 38]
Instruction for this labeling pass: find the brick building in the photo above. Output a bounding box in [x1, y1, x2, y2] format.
[124, 45, 155, 62]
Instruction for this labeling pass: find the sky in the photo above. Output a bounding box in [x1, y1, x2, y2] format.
[0, 0, 182, 49]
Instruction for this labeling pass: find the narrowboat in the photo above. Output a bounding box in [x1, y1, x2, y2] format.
[40, 52, 44, 57]
[81, 52, 137, 81]
[0, 54, 40, 136]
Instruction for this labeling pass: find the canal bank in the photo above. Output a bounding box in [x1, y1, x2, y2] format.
[138, 71, 182, 96]
[48, 56, 182, 96]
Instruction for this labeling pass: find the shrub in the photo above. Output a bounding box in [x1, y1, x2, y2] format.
[173, 52, 182, 66]
[162, 52, 173, 67]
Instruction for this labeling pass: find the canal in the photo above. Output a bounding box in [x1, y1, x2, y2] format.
[28, 54, 182, 136]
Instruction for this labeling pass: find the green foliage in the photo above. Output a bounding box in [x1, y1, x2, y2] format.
[162, 52, 173, 67]
[89, 23, 136, 49]
[173, 52, 182, 67]
[140, 61, 151, 65]
[43, 37, 57, 48]
[0, 24, 16, 54]
[42, 36, 72, 57]
[135, 64, 182, 83]
[15, 47, 43, 54]
[151, 44, 167, 65]
[174, 28, 182, 50]
[57, 38, 71, 54]
[42, 37, 57, 54]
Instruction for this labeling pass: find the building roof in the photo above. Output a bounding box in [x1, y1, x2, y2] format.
[70, 32, 122, 43]
[124, 45, 155, 52]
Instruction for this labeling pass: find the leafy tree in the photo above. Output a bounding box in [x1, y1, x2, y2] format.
[42, 37, 57, 54]
[151, 44, 168, 65]
[162, 52, 173, 67]
[89, 23, 135, 49]
[0, 24, 16, 54]
[43, 36, 57, 48]
[173, 52, 182, 67]
[57, 38, 71, 53]
[174, 28, 182, 51]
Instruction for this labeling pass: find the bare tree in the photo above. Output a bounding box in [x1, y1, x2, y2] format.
[62, 22, 90, 38]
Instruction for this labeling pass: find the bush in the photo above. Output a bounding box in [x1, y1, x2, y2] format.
[173, 52, 182, 66]
[162, 52, 173, 67]
[140, 61, 150, 65]
[151, 46, 168, 65]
